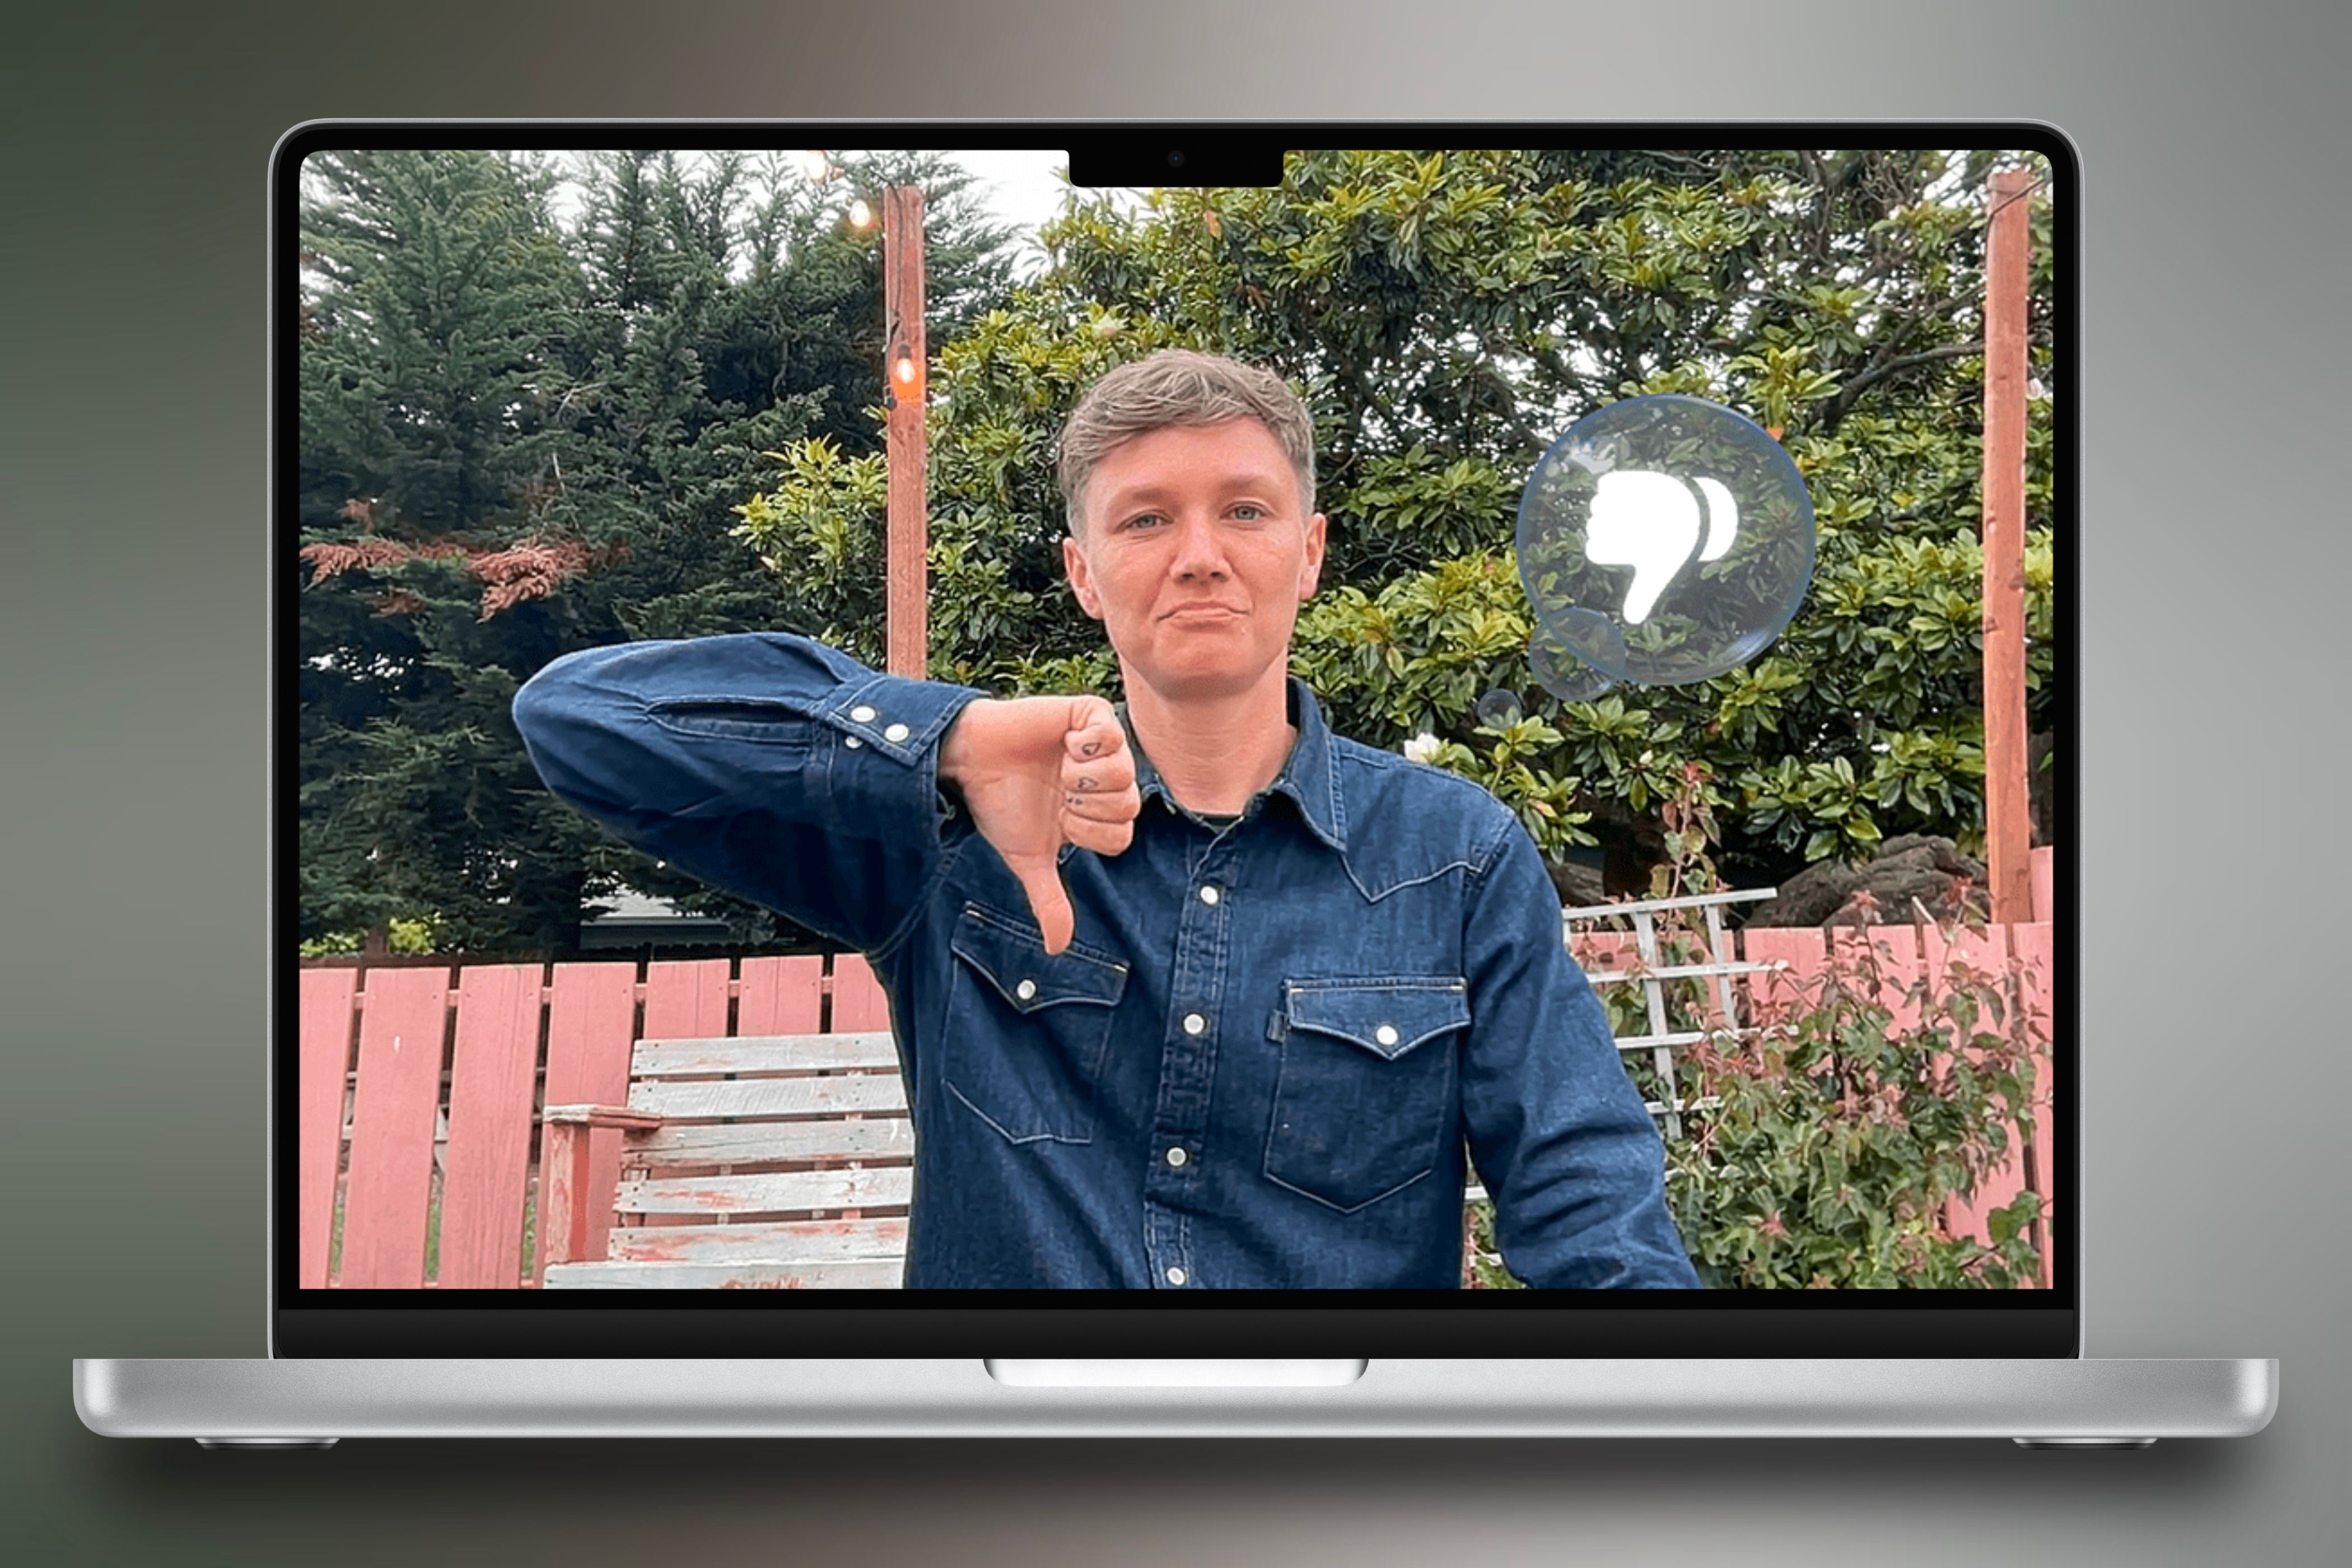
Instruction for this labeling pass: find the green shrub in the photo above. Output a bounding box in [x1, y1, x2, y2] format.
[1464, 767, 2043, 1290]
[1662, 905, 2043, 1289]
[297, 915, 441, 958]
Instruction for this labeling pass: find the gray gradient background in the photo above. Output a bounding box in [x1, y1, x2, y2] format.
[3, 1, 2344, 1561]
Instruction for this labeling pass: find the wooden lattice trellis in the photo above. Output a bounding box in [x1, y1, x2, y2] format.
[1562, 886, 1781, 1141]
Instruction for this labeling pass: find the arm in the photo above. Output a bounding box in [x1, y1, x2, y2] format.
[510, 633, 985, 956]
[1457, 817, 1702, 1289]
[511, 631, 1142, 958]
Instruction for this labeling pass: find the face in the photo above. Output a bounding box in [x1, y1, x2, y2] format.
[1063, 418, 1327, 704]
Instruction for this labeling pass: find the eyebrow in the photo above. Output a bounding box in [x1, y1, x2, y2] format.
[1101, 474, 1291, 513]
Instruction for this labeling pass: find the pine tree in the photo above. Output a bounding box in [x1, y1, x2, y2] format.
[297, 147, 1023, 954]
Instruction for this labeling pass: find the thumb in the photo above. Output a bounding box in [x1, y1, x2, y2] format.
[1009, 851, 1076, 957]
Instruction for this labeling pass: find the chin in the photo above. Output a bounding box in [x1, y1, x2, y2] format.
[1110, 616, 1292, 696]
[1170, 676, 1251, 702]
[1132, 656, 1275, 705]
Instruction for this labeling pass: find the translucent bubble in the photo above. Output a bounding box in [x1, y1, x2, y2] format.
[1516, 395, 1816, 686]
[1528, 624, 1617, 703]
[1474, 689, 1524, 729]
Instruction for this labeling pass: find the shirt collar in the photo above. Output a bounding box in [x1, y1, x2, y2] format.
[1116, 675, 1348, 853]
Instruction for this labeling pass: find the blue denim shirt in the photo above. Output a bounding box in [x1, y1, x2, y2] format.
[511, 633, 1700, 1290]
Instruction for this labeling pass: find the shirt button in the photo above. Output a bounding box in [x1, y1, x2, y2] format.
[1182, 1012, 1206, 1035]
[1015, 978, 1037, 1001]
[1375, 1023, 1399, 1047]
[1198, 884, 1220, 906]
[850, 705, 877, 722]
[843, 736, 864, 749]
[884, 722, 909, 743]
[1165, 1146, 1188, 1168]
[1165, 1266, 1188, 1286]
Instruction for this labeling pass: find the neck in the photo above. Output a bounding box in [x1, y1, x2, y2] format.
[1123, 664, 1297, 817]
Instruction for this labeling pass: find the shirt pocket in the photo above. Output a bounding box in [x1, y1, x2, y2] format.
[1263, 977, 1468, 1214]
[943, 903, 1130, 1146]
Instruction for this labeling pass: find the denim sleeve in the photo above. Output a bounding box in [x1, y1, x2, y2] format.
[1457, 815, 1702, 1289]
[510, 633, 986, 956]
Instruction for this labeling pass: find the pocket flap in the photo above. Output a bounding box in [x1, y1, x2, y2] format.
[949, 904, 1130, 1013]
[1282, 978, 1469, 1061]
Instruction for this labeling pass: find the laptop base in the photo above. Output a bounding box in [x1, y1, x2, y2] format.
[78, 1356, 2275, 1441]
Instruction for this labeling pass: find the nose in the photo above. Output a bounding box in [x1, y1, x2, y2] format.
[1169, 512, 1230, 581]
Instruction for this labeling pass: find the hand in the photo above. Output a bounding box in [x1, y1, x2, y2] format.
[938, 694, 1140, 955]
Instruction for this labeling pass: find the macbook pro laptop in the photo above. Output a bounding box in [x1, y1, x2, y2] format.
[77, 118, 2274, 1444]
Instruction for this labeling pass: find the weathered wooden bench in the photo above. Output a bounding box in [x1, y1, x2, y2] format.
[539, 1027, 914, 1289]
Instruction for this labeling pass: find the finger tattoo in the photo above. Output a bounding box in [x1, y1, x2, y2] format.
[1081, 740, 1100, 758]
[1076, 774, 1096, 792]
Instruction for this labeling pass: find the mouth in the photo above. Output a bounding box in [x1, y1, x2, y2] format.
[1163, 603, 1244, 620]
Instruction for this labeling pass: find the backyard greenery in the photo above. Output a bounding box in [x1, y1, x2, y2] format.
[298, 144, 2052, 956]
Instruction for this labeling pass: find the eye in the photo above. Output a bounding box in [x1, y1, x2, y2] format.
[1122, 512, 1166, 531]
[1231, 504, 1265, 520]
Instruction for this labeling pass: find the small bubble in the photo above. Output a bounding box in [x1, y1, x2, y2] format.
[1529, 626, 1617, 703]
[1475, 689, 1524, 729]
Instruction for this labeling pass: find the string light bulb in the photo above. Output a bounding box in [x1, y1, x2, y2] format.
[847, 197, 875, 231]
[799, 150, 832, 183]
[892, 346, 923, 400]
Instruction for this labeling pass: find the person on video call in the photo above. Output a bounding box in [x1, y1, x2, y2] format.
[512, 348, 1700, 1290]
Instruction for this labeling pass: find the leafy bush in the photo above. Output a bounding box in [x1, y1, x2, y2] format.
[1464, 769, 2044, 1289]
[1466, 912, 2044, 1290]
[298, 915, 440, 958]
[1665, 908, 2043, 1289]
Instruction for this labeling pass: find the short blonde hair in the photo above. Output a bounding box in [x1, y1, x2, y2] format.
[1056, 348, 1317, 533]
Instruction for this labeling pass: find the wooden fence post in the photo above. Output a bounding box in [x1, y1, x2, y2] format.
[883, 184, 928, 679]
[1983, 167, 2037, 923]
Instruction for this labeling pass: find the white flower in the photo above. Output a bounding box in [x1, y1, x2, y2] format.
[1402, 732, 1441, 765]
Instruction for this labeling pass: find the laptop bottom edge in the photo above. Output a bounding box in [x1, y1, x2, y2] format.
[74, 1357, 2276, 1442]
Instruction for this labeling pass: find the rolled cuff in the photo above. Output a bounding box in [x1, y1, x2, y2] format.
[811, 669, 987, 851]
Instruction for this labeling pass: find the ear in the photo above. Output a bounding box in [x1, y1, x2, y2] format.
[1063, 532, 1104, 620]
[1297, 512, 1327, 601]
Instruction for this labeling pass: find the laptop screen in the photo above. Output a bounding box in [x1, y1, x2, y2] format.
[279, 123, 2074, 1357]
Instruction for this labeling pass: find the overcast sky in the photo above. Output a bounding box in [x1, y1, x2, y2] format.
[824, 147, 1154, 277]
[515, 147, 1122, 281]
[936, 147, 1084, 270]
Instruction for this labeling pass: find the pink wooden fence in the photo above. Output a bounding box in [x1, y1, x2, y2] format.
[298, 850, 2056, 1290]
[297, 952, 891, 1289]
